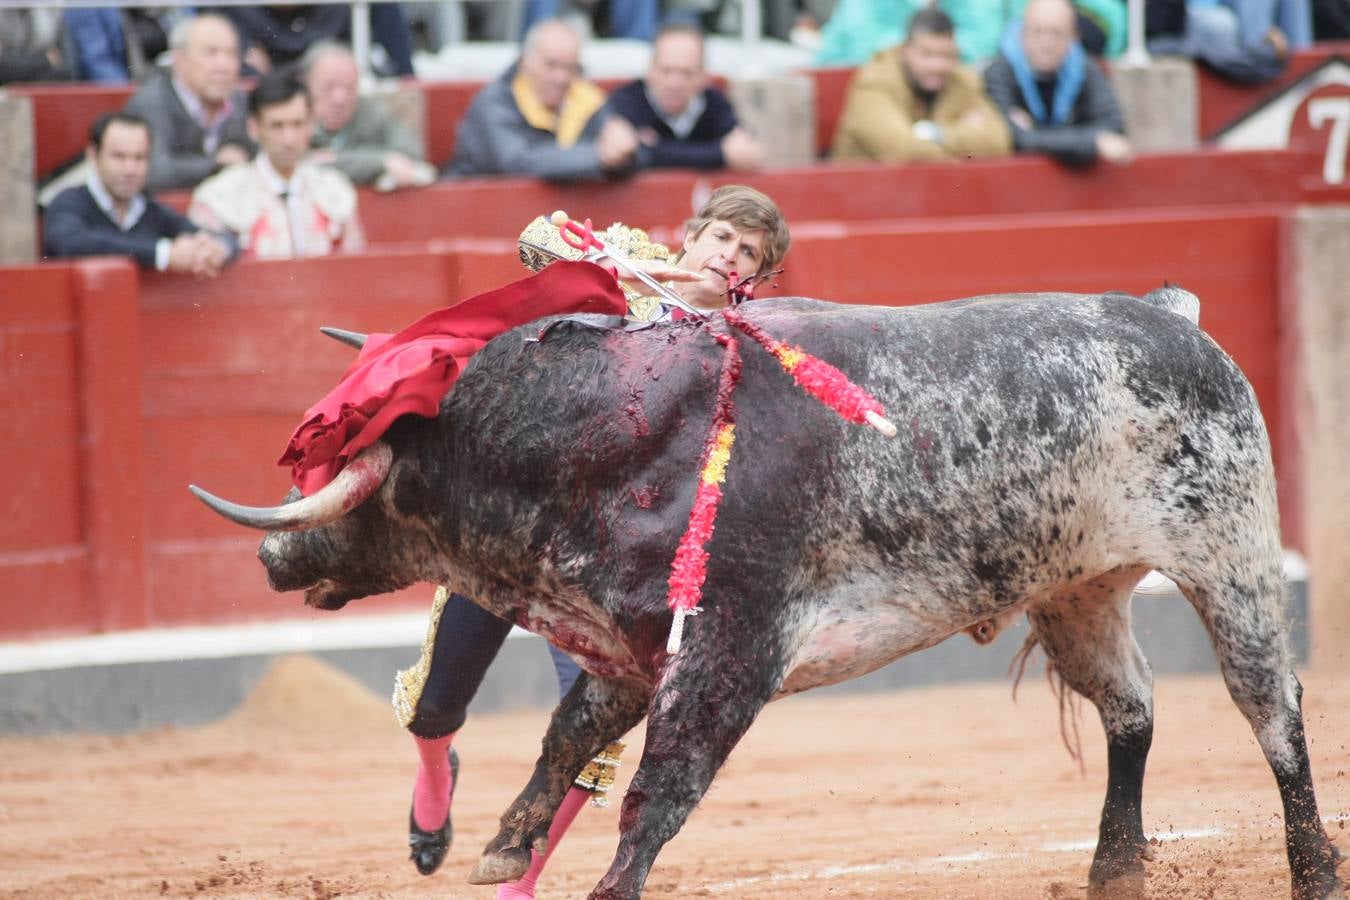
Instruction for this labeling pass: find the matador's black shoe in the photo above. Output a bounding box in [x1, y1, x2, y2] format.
[409, 747, 460, 876]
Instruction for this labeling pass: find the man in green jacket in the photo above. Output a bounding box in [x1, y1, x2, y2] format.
[302, 41, 435, 191]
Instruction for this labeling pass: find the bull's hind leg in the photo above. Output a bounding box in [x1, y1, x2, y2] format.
[1176, 564, 1344, 900]
[1027, 566, 1156, 898]
[470, 671, 650, 885]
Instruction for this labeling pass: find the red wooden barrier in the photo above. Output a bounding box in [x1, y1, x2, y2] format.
[7, 82, 135, 180]
[1197, 43, 1350, 139]
[0, 265, 89, 636]
[73, 260, 150, 631]
[137, 249, 470, 626]
[797, 66, 855, 157]
[0, 203, 1308, 639]
[352, 148, 1338, 248]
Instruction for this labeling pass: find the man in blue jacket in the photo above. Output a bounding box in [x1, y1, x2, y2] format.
[446, 18, 640, 181]
[44, 111, 238, 278]
[606, 24, 765, 172]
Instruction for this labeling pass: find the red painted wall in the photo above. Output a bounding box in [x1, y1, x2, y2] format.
[7, 82, 134, 179]
[346, 149, 1333, 248]
[0, 266, 88, 632]
[1197, 43, 1350, 139]
[0, 202, 1303, 640]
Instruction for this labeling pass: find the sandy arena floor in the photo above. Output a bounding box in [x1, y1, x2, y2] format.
[1, 655, 1346, 899]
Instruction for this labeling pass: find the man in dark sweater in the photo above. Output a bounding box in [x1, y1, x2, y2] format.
[44, 111, 238, 278]
[606, 24, 765, 172]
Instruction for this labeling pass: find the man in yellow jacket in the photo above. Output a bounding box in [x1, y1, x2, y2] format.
[832, 8, 1012, 163]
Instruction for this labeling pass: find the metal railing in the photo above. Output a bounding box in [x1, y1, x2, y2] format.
[8, 0, 1149, 75]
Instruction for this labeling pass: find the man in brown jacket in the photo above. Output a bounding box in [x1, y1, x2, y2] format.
[831, 7, 1011, 163]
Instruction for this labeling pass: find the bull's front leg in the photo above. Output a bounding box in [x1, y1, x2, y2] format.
[588, 607, 786, 900]
[469, 670, 650, 884]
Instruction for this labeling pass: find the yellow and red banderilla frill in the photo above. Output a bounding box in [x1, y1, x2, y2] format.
[665, 333, 742, 653]
[662, 318, 897, 654]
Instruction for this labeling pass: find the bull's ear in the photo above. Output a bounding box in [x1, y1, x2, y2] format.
[389, 460, 433, 519]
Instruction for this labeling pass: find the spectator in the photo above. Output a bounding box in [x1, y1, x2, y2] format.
[814, 0, 1126, 67]
[985, 0, 1133, 167]
[446, 18, 640, 181]
[43, 111, 237, 278]
[124, 14, 255, 191]
[63, 8, 129, 84]
[301, 42, 435, 190]
[0, 9, 70, 84]
[1146, 0, 1311, 83]
[1312, 0, 1350, 37]
[831, 8, 1011, 163]
[606, 24, 765, 172]
[522, 0, 659, 40]
[64, 7, 179, 84]
[222, 4, 415, 77]
[189, 69, 364, 259]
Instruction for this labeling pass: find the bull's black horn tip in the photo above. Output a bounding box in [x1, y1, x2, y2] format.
[319, 326, 367, 349]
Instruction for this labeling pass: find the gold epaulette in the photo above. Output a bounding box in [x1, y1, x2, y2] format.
[574, 740, 627, 807]
[517, 217, 673, 323]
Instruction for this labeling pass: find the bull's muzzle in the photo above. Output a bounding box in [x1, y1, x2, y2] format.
[188, 442, 393, 531]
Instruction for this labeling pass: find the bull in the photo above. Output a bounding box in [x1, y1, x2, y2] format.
[193, 288, 1344, 900]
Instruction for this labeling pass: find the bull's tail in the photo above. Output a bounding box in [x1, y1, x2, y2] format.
[1135, 284, 1200, 324]
[1009, 623, 1087, 773]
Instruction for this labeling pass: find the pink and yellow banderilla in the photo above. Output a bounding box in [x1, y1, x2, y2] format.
[665, 333, 742, 653]
[663, 321, 897, 654]
[722, 307, 898, 437]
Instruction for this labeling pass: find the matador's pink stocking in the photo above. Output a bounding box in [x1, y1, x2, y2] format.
[494, 786, 591, 899]
[412, 733, 456, 831]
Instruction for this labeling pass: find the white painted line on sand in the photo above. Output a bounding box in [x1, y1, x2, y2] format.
[703, 820, 1315, 893]
[708, 814, 1340, 892]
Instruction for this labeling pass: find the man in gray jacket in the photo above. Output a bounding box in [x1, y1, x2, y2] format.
[302, 42, 435, 191]
[445, 18, 639, 181]
[984, 0, 1133, 168]
[123, 13, 255, 190]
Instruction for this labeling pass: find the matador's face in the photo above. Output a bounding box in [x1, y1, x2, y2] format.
[677, 220, 766, 310]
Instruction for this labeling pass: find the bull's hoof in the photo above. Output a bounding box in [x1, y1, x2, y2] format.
[1088, 844, 1150, 900]
[1292, 879, 1346, 900]
[468, 848, 532, 885]
[1291, 837, 1347, 899]
[1291, 869, 1346, 900]
[1086, 869, 1146, 900]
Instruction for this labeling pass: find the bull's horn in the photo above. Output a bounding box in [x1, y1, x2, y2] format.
[319, 326, 367, 349]
[188, 442, 393, 532]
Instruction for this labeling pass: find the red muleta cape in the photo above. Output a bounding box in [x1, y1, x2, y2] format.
[280, 260, 627, 495]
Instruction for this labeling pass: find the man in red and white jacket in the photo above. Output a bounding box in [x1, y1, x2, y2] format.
[189, 67, 364, 260]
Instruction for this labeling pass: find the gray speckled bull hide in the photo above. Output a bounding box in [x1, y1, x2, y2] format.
[199, 288, 1343, 900]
